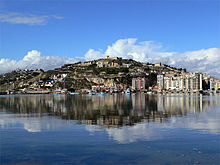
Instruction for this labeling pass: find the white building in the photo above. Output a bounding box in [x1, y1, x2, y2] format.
[157, 75, 164, 89]
[157, 73, 203, 91]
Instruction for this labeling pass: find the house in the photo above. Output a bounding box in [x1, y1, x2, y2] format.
[109, 62, 120, 68]
[122, 63, 131, 68]
[97, 61, 103, 68]
[82, 61, 92, 66]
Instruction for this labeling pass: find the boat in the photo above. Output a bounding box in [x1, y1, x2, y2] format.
[88, 91, 96, 95]
[97, 92, 105, 96]
[0, 92, 7, 95]
[126, 88, 131, 95]
[69, 92, 80, 95]
[53, 89, 62, 95]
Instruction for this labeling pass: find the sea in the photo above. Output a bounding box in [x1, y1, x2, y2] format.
[0, 93, 220, 164]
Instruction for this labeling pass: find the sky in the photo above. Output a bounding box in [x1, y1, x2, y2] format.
[0, 0, 220, 77]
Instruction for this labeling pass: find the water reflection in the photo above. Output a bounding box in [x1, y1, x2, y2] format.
[106, 107, 220, 143]
[0, 94, 220, 135]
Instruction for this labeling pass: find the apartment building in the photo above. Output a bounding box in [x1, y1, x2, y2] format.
[157, 72, 203, 91]
[157, 75, 164, 89]
[132, 77, 146, 91]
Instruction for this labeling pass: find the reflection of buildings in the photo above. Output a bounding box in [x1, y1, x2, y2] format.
[157, 94, 205, 115]
[0, 94, 220, 128]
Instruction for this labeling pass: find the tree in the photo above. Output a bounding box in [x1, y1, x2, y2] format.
[148, 73, 157, 86]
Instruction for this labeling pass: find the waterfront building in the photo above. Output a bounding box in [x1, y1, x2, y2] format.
[215, 80, 220, 90]
[132, 77, 146, 91]
[164, 76, 172, 90]
[157, 72, 203, 91]
[199, 73, 203, 90]
[210, 78, 216, 90]
[157, 75, 164, 89]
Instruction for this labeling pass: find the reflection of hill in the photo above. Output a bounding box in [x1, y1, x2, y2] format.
[0, 94, 220, 128]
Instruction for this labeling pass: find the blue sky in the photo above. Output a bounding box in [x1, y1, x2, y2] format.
[0, 0, 220, 77]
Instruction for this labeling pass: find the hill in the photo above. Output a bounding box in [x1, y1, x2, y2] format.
[0, 57, 186, 93]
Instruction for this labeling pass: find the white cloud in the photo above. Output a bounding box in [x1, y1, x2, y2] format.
[84, 38, 220, 78]
[102, 106, 220, 144]
[1, 38, 220, 77]
[0, 12, 63, 25]
[105, 110, 220, 144]
[84, 107, 220, 144]
[172, 48, 220, 77]
[85, 49, 104, 61]
[0, 113, 74, 132]
[107, 123, 161, 144]
[0, 50, 81, 74]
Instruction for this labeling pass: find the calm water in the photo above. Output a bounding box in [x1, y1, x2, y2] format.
[0, 94, 220, 164]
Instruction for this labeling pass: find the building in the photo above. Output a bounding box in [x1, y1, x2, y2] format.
[122, 63, 131, 68]
[157, 72, 203, 91]
[210, 78, 216, 90]
[164, 76, 172, 90]
[154, 62, 164, 67]
[132, 77, 146, 91]
[97, 61, 103, 68]
[155, 63, 161, 67]
[157, 75, 164, 89]
[109, 62, 120, 68]
[81, 61, 92, 66]
[104, 56, 122, 60]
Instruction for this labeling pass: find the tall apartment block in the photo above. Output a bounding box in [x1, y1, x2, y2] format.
[132, 77, 146, 91]
[157, 73, 203, 91]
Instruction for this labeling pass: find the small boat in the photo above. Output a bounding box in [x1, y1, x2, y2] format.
[97, 92, 105, 96]
[53, 93, 60, 95]
[88, 91, 96, 95]
[0, 92, 7, 95]
[126, 88, 131, 95]
[70, 92, 80, 95]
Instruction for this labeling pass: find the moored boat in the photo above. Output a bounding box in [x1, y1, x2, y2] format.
[126, 88, 131, 95]
[69, 92, 80, 95]
[88, 91, 96, 95]
[0, 92, 7, 95]
[97, 92, 105, 96]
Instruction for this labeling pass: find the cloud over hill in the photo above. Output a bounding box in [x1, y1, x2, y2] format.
[1, 38, 220, 77]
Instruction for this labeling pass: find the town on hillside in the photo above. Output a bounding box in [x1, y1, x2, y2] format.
[0, 56, 219, 95]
